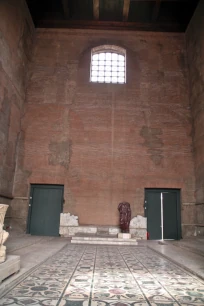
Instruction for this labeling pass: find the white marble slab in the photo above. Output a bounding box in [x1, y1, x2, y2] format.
[118, 233, 131, 239]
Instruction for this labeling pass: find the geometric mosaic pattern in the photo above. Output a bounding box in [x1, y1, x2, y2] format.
[1, 245, 204, 306]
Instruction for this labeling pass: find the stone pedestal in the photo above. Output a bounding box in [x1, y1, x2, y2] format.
[118, 233, 131, 239]
[0, 255, 20, 283]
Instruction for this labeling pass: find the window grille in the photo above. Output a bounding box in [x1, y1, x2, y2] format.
[90, 45, 126, 84]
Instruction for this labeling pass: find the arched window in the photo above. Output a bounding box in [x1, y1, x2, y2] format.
[90, 45, 126, 84]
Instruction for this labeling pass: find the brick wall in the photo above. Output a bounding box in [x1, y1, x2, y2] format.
[186, 0, 204, 233]
[13, 28, 196, 234]
[0, 0, 34, 216]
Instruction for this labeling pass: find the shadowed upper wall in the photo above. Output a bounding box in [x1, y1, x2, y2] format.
[186, 0, 204, 230]
[0, 0, 34, 205]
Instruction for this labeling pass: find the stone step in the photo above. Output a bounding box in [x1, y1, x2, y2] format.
[71, 239, 138, 245]
[72, 236, 137, 242]
[71, 235, 138, 245]
[97, 226, 110, 232]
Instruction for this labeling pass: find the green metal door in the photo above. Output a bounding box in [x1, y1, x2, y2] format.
[28, 185, 63, 236]
[163, 192, 178, 240]
[145, 191, 161, 240]
[145, 189, 181, 240]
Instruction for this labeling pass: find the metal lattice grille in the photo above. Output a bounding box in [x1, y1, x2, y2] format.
[90, 51, 126, 84]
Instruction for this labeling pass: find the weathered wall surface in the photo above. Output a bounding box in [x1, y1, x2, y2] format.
[13, 28, 195, 234]
[186, 0, 204, 234]
[0, 0, 34, 218]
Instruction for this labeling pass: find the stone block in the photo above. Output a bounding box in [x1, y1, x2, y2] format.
[60, 225, 97, 237]
[130, 215, 147, 229]
[0, 255, 20, 283]
[130, 228, 147, 239]
[59, 226, 70, 237]
[118, 233, 131, 239]
[60, 213, 78, 226]
[128, 215, 147, 239]
[109, 227, 120, 235]
[78, 226, 97, 235]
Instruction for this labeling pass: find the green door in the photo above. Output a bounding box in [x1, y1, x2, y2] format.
[28, 185, 63, 236]
[163, 192, 178, 239]
[146, 191, 161, 240]
[145, 189, 181, 240]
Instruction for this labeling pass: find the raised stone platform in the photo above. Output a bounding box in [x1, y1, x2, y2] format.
[59, 214, 147, 239]
[0, 255, 20, 283]
[60, 225, 120, 237]
[71, 234, 138, 245]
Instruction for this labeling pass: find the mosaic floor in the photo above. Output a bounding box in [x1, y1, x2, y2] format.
[1, 245, 204, 306]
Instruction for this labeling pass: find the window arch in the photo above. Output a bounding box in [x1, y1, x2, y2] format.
[90, 45, 126, 84]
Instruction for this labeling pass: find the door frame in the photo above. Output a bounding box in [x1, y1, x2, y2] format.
[27, 184, 64, 234]
[144, 188, 182, 240]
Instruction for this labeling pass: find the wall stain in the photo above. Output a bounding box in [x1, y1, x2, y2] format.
[140, 126, 164, 165]
[48, 140, 72, 169]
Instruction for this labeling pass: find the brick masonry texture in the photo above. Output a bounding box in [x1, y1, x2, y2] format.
[186, 0, 204, 228]
[0, 0, 34, 210]
[12, 27, 196, 234]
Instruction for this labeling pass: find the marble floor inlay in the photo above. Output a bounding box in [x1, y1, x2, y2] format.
[1, 245, 204, 306]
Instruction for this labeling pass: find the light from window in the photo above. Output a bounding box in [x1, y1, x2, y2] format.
[90, 47, 126, 84]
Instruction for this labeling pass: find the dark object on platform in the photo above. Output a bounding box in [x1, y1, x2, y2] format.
[118, 202, 131, 233]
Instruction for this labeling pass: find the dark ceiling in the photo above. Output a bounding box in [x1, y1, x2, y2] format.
[26, 0, 199, 32]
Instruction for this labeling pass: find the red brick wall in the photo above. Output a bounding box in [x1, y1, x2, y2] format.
[13, 28, 195, 233]
[0, 0, 34, 208]
[186, 0, 204, 232]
